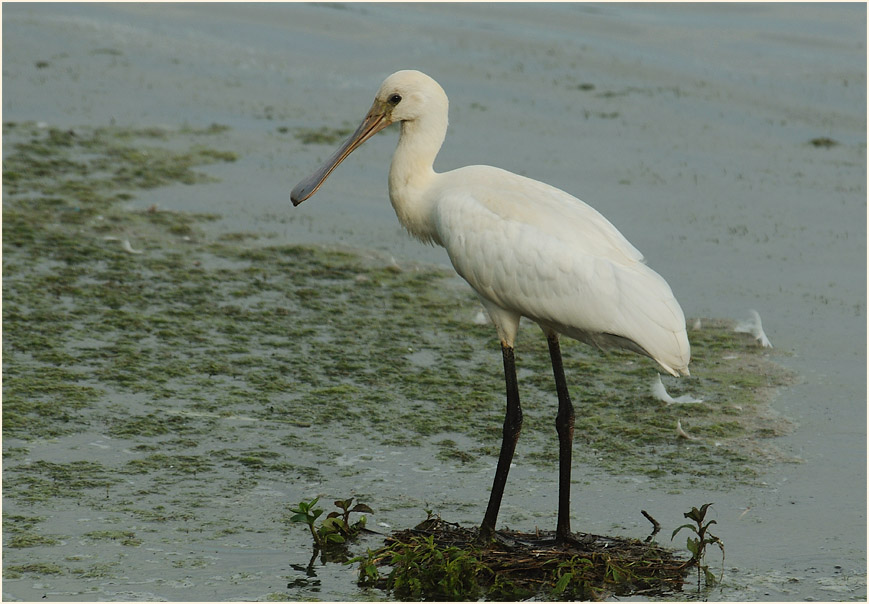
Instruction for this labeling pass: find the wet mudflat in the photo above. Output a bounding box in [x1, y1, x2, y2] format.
[2, 3, 865, 601]
[3, 122, 794, 600]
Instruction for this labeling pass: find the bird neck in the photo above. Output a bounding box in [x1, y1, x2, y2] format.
[388, 116, 446, 245]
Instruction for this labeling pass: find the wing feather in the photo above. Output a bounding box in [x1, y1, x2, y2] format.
[432, 165, 690, 375]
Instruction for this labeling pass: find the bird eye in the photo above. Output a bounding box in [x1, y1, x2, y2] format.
[388, 94, 402, 105]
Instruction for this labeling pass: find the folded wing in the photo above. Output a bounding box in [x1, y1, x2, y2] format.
[433, 166, 690, 376]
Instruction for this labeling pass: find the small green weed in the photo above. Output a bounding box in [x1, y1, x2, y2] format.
[287, 496, 373, 561]
[672, 502, 725, 589]
[386, 535, 488, 600]
[550, 555, 596, 599]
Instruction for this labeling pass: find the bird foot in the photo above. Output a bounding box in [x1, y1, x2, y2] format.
[475, 525, 496, 547]
[476, 526, 522, 550]
[555, 530, 594, 549]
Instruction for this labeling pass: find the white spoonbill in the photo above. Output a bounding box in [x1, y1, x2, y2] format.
[291, 70, 690, 544]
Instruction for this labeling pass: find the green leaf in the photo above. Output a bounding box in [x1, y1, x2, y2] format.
[553, 572, 573, 594]
[290, 497, 319, 515]
[351, 503, 374, 514]
[671, 523, 697, 540]
[320, 516, 346, 533]
[684, 507, 702, 523]
[686, 537, 699, 556]
[685, 502, 714, 523]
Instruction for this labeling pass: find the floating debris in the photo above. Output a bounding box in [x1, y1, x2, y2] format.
[676, 419, 698, 441]
[734, 309, 773, 348]
[809, 136, 839, 148]
[651, 374, 703, 405]
[103, 236, 143, 254]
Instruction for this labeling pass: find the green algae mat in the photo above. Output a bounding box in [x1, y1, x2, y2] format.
[2, 122, 795, 598]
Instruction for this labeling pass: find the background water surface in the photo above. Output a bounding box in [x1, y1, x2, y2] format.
[2, 2, 866, 601]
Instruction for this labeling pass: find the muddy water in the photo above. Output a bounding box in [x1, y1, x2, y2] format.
[3, 3, 865, 601]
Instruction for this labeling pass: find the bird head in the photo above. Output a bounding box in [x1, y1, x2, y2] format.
[290, 70, 447, 205]
[373, 70, 447, 124]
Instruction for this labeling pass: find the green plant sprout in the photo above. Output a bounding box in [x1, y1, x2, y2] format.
[328, 498, 374, 540]
[288, 497, 373, 553]
[671, 502, 725, 589]
[288, 497, 326, 549]
[361, 534, 488, 600]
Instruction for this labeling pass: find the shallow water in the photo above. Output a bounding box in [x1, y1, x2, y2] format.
[2, 3, 866, 601]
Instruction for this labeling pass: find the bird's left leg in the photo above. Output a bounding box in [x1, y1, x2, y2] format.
[546, 331, 577, 543]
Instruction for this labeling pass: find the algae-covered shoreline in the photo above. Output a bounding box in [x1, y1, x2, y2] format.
[3, 122, 796, 599]
[3, 3, 864, 600]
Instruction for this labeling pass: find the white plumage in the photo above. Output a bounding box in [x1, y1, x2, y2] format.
[430, 165, 689, 376]
[291, 70, 690, 543]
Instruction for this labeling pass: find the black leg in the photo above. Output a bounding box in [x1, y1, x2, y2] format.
[479, 342, 523, 542]
[547, 332, 576, 542]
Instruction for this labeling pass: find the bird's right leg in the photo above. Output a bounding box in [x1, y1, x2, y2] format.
[478, 342, 523, 543]
[547, 332, 576, 543]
